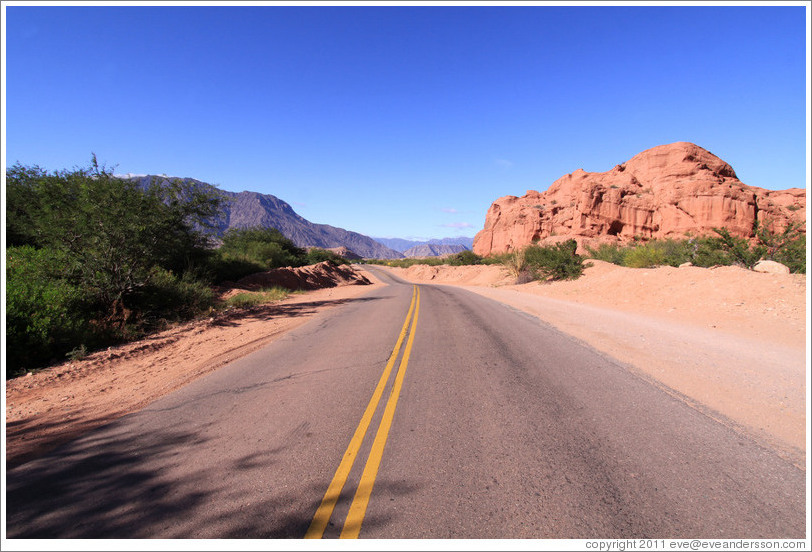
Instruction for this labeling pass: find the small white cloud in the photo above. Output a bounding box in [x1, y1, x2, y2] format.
[439, 222, 474, 229]
[495, 158, 514, 169]
[441, 207, 459, 214]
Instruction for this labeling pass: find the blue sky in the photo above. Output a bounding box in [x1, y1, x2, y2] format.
[3, 3, 809, 240]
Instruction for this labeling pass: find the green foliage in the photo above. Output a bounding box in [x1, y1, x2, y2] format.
[6, 160, 223, 310]
[584, 243, 627, 265]
[688, 237, 735, 268]
[224, 287, 290, 308]
[364, 249, 482, 268]
[6, 246, 93, 375]
[522, 240, 586, 281]
[583, 221, 805, 273]
[5, 159, 225, 375]
[211, 226, 306, 282]
[304, 247, 350, 266]
[446, 250, 483, 266]
[711, 228, 764, 269]
[772, 233, 806, 274]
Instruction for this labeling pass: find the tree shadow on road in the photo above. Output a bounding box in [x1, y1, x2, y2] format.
[6, 412, 420, 539]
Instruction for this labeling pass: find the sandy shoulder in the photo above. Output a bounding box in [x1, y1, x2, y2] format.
[5, 272, 384, 469]
[384, 262, 808, 468]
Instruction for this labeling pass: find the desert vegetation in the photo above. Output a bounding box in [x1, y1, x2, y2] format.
[585, 222, 805, 273]
[5, 160, 348, 376]
[367, 240, 586, 282]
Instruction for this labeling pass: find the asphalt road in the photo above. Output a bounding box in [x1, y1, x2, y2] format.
[5, 268, 806, 539]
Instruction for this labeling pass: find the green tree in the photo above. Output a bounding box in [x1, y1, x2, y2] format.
[6, 158, 224, 325]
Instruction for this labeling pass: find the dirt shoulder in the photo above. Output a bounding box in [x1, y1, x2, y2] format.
[383, 261, 808, 468]
[5, 270, 385, 469]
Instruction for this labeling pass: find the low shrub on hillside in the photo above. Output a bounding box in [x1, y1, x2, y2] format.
[584, 221, 805, 273]
[523, 240, 586, 281]
[224, 287, 290, 308]
[365, 249, 483, 268]
[304, 248, 350, 266]
[6, 246, 93, 374]
[207, 228, 351, 283]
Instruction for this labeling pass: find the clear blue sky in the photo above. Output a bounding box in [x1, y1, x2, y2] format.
[4, 3, 809, 240]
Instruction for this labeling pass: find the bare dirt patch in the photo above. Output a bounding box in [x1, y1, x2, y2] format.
[5, 268, 384, 469]
[385, 261, 808, 467]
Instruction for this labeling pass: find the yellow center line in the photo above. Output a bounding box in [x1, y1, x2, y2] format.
[304, 285, 418, 539]
[340, 286, 421, 539]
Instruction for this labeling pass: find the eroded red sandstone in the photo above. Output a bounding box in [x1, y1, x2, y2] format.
[473, 142, 806, 256]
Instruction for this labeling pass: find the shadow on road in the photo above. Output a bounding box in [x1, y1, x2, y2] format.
[6, 418, 420, 538]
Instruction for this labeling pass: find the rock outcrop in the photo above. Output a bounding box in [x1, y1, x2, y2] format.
[473, 142, 806, 256]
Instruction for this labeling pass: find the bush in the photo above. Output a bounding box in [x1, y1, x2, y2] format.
[305, 248, 349, 266]
[711, 228, 764, 269]
[502, 248, 529, 281]
[6, 246, 92, 375]
[446, 250, 482, 266]
[585, 243, 627, 265]
[523, 240, 586, 281]
[583, 223, 805, 274]
[772, 233, 806, 274]
[5, 159, 225, 374]
[128, 267, 216, 328]
[209, 226, 307, 282]
[623, 246, 666, 268]
[225, 287, 290, 308]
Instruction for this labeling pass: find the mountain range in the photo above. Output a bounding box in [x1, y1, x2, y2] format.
[402, 244, 470, 258]
[125, 176, 404, 259]
[372, 236, 474, 253]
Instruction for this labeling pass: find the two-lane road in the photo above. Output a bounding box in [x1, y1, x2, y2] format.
[5, 268, 806, 538]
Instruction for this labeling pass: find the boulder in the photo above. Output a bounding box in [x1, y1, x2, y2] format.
[753, 260, 790, 275]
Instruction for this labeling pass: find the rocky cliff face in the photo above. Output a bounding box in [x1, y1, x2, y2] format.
[473, 142, 806, 256]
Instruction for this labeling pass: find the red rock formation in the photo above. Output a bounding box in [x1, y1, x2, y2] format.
[473, 142, 806, 256]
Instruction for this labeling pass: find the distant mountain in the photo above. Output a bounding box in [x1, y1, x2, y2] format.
[126, 176, 404, 259]
[403, 243, 469, 258]
[373, 236, 474, 253]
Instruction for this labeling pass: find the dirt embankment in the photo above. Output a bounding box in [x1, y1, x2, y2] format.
[5, 264, 381, 469]
[384, 261, 807, 467]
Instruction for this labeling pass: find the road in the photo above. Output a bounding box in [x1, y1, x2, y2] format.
[4, 268, 806, 539]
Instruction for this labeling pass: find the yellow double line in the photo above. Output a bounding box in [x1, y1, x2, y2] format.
[305, 285, 421, 539]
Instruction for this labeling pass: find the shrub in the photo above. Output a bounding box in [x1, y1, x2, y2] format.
[446, 250, 482, 266]
[523, 240, 585, 281]
[128, 267, 216, 327]
[623, 246, 666, 268]
[225, 287, 289, 308]
[502, 247, 529, 281]
[771, 233, 806, 274]
[6, 246, 92, 375]
[712, 228, 765, 269]
[209, 226, 307, 282]
[305, 248, 349, 266]
[585, 243, 627, 265]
